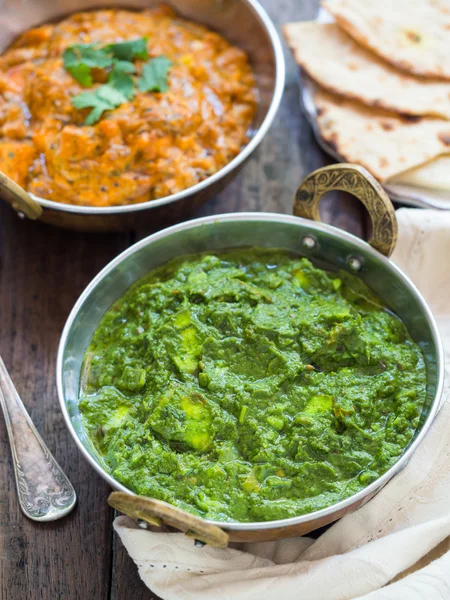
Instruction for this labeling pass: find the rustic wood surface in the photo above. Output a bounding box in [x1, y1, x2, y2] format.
[0, 0, 368, 598]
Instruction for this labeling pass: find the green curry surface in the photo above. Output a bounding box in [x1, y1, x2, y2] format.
[79, 250, 427, 522]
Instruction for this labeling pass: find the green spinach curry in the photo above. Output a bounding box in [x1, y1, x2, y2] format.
[79, 250, 426, 522]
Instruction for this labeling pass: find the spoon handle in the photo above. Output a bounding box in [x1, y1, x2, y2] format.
[0, 357, 76, 521]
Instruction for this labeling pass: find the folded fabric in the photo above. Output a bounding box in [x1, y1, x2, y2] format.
[114, 209, 450, 600]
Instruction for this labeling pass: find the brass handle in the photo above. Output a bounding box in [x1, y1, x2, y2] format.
[293, 164, 398, 257]
[0, 171, 43, 220]
[108, 491, 229, 548]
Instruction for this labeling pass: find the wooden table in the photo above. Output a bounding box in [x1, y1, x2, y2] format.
[0, 1, 367, 597]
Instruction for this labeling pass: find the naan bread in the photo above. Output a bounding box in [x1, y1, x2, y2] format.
[389, 156, 450, 190]
[284, 22, 450, 119]
[323, 0, 450, 79]
[314, 89, 450, 181]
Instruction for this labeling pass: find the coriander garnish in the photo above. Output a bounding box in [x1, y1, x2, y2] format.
[105, 38, 148, 61]
[63, 43, 114, 86]
[138, 56, 173, 93]
[72, 86, 129, 126]
[63, 38, 172, 125]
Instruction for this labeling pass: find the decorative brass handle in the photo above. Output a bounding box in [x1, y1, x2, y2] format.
[0, 171, 43, 220]
[0, 357, 76, 521]
[293, 163, 398, 257]
[108, 491, 229, 548]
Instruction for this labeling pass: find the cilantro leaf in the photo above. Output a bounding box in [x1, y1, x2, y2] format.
[63, 44, 114, 85]
[72, 91, 112, 126]
[96, 85, 128, 106]
[84, 104, 110, 126]
[66, 63, 92, 87]
[72, 89, 113, 125]
[138, 56, 173, 93]
[108, 65, 135, 101]
[112, 60, 136, 73]
[63, 40, 148, 87]
[72, 85, 128, 125]
[71, 90, 105, 109]
[63, 44, 114, 68]
[106, 38, 148, 61]
[67, 40, 173, 124]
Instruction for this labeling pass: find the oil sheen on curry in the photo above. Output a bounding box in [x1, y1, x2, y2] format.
[80, 250, 427, 523]
[0, 6, 256, 207]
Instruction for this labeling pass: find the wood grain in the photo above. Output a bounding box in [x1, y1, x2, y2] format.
[0, 207, 130, 599]
[0, 1, 369, 598]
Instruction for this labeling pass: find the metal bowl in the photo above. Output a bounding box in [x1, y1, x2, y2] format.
[0, 0, 285, 231]
[57, 165, 444, 544]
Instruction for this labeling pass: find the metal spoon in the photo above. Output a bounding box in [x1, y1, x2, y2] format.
[0, 357, 76, 521]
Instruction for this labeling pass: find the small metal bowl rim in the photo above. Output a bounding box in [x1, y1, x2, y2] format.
[28, 0, 285, 216]
[56, 212, 444, 531]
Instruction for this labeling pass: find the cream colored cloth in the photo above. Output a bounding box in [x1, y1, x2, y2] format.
[114, 209, 450, 600]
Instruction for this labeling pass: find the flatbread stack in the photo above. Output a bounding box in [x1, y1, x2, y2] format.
[284, 0, 450, 191]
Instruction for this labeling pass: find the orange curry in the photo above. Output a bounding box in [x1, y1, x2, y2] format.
[0, 6, 257, 207]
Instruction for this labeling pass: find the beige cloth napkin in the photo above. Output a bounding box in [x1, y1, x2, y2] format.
[114, 209, 450, 600]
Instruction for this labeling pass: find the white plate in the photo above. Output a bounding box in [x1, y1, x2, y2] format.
[300, 10, 450, 209]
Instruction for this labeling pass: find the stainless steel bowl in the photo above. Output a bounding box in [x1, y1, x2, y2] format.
[0, 0, 285, 231]
[57, 165, 444, 544]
